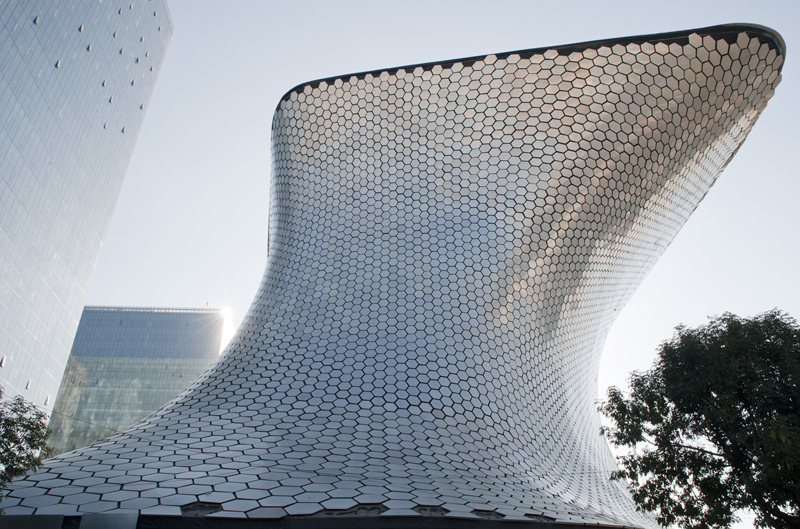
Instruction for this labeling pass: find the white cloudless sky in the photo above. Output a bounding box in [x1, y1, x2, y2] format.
[87, 3, 799, 508]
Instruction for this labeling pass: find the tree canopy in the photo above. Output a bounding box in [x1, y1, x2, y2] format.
[0, 389, 52, 504]
[601, 310, 799, 529]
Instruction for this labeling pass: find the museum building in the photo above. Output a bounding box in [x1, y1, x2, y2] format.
[0, 23, 784, 529]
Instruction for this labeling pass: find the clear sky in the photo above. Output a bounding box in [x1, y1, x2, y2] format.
[86, 0, 799, 486]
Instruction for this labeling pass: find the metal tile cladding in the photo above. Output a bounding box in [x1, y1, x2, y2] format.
[1, 25, 784, 527]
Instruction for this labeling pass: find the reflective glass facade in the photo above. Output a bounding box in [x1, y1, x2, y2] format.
[0, 1, 172, 412]
[0, 25, 784, 528]
[48, 307, 225, 455]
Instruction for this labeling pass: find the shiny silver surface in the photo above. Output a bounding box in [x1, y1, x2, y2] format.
[1, 25, 783, 527]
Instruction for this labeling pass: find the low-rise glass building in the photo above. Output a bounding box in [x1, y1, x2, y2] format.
[48, 306, 224, 455]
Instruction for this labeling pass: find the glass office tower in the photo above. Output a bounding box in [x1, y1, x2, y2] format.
[48, 306, 225, 455]
[0, 1, 172, 411]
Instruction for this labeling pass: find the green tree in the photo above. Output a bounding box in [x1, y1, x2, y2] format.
[601, 310, 799, 529]
[0, 389, 53, 506]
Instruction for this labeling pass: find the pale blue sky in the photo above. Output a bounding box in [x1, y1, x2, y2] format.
[87, 0, 799, 447]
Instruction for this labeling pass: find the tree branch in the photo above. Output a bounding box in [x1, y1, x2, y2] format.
[674, 442, 724, 459]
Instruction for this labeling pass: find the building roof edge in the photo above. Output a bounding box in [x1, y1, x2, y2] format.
[276, 23, 785, 106]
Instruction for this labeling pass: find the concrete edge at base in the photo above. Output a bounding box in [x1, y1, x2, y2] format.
[0, 514, 647, 529]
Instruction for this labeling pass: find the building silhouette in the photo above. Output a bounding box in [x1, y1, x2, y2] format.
[48, 306, 225, 455]
[0, 0, 172, 411]
[0, 24, 784, 528]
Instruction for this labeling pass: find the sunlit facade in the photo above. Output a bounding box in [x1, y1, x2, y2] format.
[1, 24, 784, 528]
[48, 306, 225, 455]
[0, 0, 172, 412]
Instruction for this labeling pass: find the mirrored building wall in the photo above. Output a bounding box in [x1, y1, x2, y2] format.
[0, 0, 172, 412]
[48, 306, 225, 455]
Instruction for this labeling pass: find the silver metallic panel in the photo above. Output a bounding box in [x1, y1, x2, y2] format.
[2, 24, 784, 527]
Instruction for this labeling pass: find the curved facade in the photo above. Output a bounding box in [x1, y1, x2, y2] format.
[1, 25, 784, 527]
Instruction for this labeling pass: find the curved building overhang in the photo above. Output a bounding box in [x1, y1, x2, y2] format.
[0, 24, 784, 529]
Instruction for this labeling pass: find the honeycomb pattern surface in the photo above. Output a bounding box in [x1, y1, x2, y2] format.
[2, 25, 783, 527]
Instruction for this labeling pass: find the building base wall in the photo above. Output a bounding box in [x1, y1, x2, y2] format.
[0, 515, 641, 529]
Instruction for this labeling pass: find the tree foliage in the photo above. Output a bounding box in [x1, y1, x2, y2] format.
[0, 389, 52, 503]
[601, 310, 799, 529]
